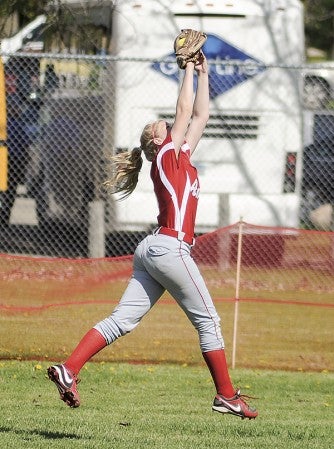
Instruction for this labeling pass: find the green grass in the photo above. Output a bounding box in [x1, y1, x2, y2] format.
[1, 247, 334, 371]
[0, 361, 333, 449]
[1, 299, 334, 371]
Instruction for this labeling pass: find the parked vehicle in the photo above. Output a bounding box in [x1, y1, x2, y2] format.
[0, 93, 42, 225]
[300, 112, 334, 228]
[0, 15, 46, 61]
[111, 0, 305, 231]
[303, 62, 334, 110]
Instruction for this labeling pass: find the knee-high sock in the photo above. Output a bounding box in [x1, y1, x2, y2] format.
[202, 349, 235, 398]
[64, 328, 107, 375]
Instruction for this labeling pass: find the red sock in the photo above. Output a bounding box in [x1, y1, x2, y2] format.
[202, 349, 235, 398]
[64, 328, 107, 375]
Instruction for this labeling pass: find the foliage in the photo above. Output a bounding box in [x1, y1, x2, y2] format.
[0, 1, 333, 57]
[0, 0, 48, 27]
[0, 0, 109, 53]
[302, 0, 334, 58]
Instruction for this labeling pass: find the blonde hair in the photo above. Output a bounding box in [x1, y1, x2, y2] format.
[104, 123, 157, 200]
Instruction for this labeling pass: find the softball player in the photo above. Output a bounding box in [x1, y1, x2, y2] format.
[47, 55, 257, 419]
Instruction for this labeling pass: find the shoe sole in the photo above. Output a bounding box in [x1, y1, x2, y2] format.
[47, 366, 80, 408]
[212, 405, 257, 420]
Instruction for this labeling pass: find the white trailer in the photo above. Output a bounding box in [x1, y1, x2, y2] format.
[110, 0, 305, 232]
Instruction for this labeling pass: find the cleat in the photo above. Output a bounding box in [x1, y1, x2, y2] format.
[47, 364, 81, 408]
[212, 389, 258, 419]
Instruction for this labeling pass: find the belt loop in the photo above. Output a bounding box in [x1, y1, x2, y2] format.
[153, 226, 162, 236]
[177, 231, 185, 242]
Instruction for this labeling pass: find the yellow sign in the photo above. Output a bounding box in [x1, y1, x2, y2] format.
[0, 57, 8, 191]
[0, 146, 8, 191]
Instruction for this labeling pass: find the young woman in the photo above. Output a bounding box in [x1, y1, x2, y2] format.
[47, 54, 258, 420]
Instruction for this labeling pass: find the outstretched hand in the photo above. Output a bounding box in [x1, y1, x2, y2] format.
[195, 52, 208, 73]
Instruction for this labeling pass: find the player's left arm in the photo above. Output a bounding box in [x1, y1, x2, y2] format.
[185, 56, 209, 155]
[171, 63, 195, 157]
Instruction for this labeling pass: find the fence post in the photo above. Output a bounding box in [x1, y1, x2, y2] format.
[232, 220, 244, 369]
[218, 194, 231, 270]
[88, 200, 105, 258]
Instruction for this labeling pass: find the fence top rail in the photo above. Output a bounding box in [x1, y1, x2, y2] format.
[1, 51, 334, 71]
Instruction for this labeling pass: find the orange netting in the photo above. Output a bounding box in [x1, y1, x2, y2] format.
[1, 222, 333, 311]
[0, 223, 333, 370]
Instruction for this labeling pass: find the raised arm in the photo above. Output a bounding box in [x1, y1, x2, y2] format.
[185, 56, 209, 154]
[170, 62, 196, 157]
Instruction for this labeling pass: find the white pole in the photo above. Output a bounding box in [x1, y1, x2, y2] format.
[232, 219, 244, 369]
[88, 200, 105, 258]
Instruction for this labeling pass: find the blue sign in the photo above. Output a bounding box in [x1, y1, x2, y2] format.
[152, 34, 266, 99]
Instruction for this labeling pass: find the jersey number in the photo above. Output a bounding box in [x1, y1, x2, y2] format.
[190, 179, 200, 199]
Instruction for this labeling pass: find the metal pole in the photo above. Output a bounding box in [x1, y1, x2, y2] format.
[232, 219, 243, 369]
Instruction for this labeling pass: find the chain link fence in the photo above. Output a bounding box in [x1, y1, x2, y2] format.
[0, 53, 333, 370]
[0, 53, 334, 258]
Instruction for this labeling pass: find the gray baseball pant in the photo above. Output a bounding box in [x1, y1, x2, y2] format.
[94, 233, 224, 352]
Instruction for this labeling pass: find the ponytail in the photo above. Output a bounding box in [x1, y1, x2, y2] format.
[104, 147, 143, 200]
[104, 121, 159, 199]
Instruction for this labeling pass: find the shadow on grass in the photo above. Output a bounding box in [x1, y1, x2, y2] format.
[0, 425, 87, 440]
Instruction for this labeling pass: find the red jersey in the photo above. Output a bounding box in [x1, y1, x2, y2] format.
[150, 132, 200, 237]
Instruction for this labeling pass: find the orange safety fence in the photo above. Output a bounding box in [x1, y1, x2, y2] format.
[0, 222, 333, 371]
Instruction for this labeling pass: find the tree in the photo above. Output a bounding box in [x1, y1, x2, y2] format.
[0, 1, 112, 54]
[1, 1, 333, 58]
[302, 0, 334, 59]
[0, 0, 48, 30]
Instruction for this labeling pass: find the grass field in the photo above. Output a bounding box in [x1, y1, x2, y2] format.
[1, 248, 333, 448]
[1, 297, 333, 371]
[0, 361, 333, 449]
[1, 245, 333, 371]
